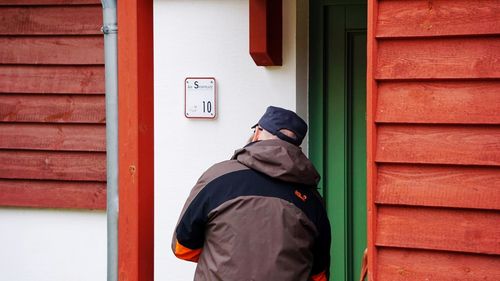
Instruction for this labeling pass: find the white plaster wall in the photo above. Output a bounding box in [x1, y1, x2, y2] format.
[154, 0, 308, 280]
[0, 208, 106, 281]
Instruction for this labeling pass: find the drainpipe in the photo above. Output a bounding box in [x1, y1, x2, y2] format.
[101, 1, 118, 281]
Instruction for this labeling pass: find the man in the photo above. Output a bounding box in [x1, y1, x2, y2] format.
[172, 106, 331, 281]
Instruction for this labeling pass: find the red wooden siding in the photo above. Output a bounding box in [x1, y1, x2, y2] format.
[368, 0, 500, 279]
[377, 248, 500, 281]
[0, 1, 105, 210]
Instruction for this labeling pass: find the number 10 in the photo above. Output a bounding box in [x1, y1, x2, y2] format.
[202, 101, 212, 113]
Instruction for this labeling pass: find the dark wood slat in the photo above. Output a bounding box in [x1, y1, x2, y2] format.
[376, 206, 500, 255]
[0, 0, 100, 4]
[0, 123, 105, 151]
[376, 81, 500, 124]
[0, 6, 101, 35]
[0, 179, 105, 210]
[0, 150, 106, 181]
[377, 0, 500, 38]
[377, 164, 500, 210]
[0, 94, 105, 123]
[377, 247, 500, 281]
[376, 37, 500, 79]
[0, 65, 104, 94]
[376, 125, 500, 166]
[0, 36, 103, 65]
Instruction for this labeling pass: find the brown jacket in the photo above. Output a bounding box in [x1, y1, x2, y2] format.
[172, 139, 331, 281]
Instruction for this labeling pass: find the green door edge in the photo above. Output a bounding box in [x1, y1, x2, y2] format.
[308, 1, 367, 280]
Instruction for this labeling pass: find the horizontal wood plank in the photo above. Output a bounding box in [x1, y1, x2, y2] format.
[377, 0, 500, 38]
[376, 206, 500, 255]
[0, 150, 106, 181]
[376, 37, 500, 79]
[0, 179, 105, 210]
[0, 6, 101, 35]
[376, 125, 500, 166]
[377, 247, 500, 281]
[0, 65, 104, 94]
[0, 0, 100, 4]
[377, 164, 500, 210]
[376, 81, 500, 124]
[0, 94, 105, 123]
[0, 36, 103, 65]
[0, 123, 105, 151]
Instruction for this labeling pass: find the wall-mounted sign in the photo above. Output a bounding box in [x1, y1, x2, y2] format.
[185, 77, 217, 119]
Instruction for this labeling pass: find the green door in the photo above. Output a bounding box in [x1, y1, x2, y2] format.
[309, 1, 367, 281]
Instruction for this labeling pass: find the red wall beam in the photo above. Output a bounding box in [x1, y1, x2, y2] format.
[249, 0, 282, 66]
[117, 0, 154, 280]
[367, 0, 379, 280]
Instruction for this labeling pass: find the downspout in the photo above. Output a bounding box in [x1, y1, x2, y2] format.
[101, 1, 118, 281]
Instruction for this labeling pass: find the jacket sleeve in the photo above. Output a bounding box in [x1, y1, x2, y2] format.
[172, 161, 246, 262]
[172, 195, 207, 262]
[171, 173, 212, 263]
[309, 205, 331, 281]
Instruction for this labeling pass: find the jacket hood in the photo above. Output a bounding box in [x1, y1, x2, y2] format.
[231, 139, 320, 186]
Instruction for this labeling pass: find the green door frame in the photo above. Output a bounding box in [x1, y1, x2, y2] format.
[309, 1, 367, 280]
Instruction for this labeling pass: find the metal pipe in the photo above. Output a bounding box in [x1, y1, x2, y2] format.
[101, 1, 118, 281]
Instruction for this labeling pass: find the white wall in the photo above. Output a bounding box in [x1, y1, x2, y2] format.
[154, 0, 308, 280]
[0, 2, 308, 281]
[0, 208, 106, 281]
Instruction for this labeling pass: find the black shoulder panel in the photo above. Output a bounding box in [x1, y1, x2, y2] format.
[176, 169, 328, 250]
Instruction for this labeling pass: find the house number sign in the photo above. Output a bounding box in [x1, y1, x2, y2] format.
[185, 77, 217, 119]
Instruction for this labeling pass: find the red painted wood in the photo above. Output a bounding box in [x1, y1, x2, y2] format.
[377, 247, 500, 281]
[0, 36, 103, 65]
[0, 0, 106, 211]
[376, 206, 500, 255]
[0, 123, 105, 151]
[376, 37, 500, 79]
[118, 0, 154, 280]
[0, 179, 105, 210]
[0, 150, 106, 181]
[376, 81, 500, 124]
[366, 0, 379, 279]
[0, 66, 104, 94]
[376, 124, 500, 166]
[372, 1, 500, 279]
[0, 0, 100, 4]
[377, 0, 500, 38]
[0, 94, 105, 123]
[0, 6, 102, 35]
[377, 164, 500, 210]
[249, 0, 282, 66]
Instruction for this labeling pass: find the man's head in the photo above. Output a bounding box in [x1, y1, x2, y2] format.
[251, 106, 308, 146]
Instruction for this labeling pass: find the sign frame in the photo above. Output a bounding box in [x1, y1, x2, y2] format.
[184, 77, 217, 119]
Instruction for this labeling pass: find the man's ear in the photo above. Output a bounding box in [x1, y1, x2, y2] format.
[251, 129, 260, 142]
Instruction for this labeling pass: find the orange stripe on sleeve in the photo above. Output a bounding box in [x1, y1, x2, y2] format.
[174, 240, 202, 262]
[310, 271, 327, 281]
